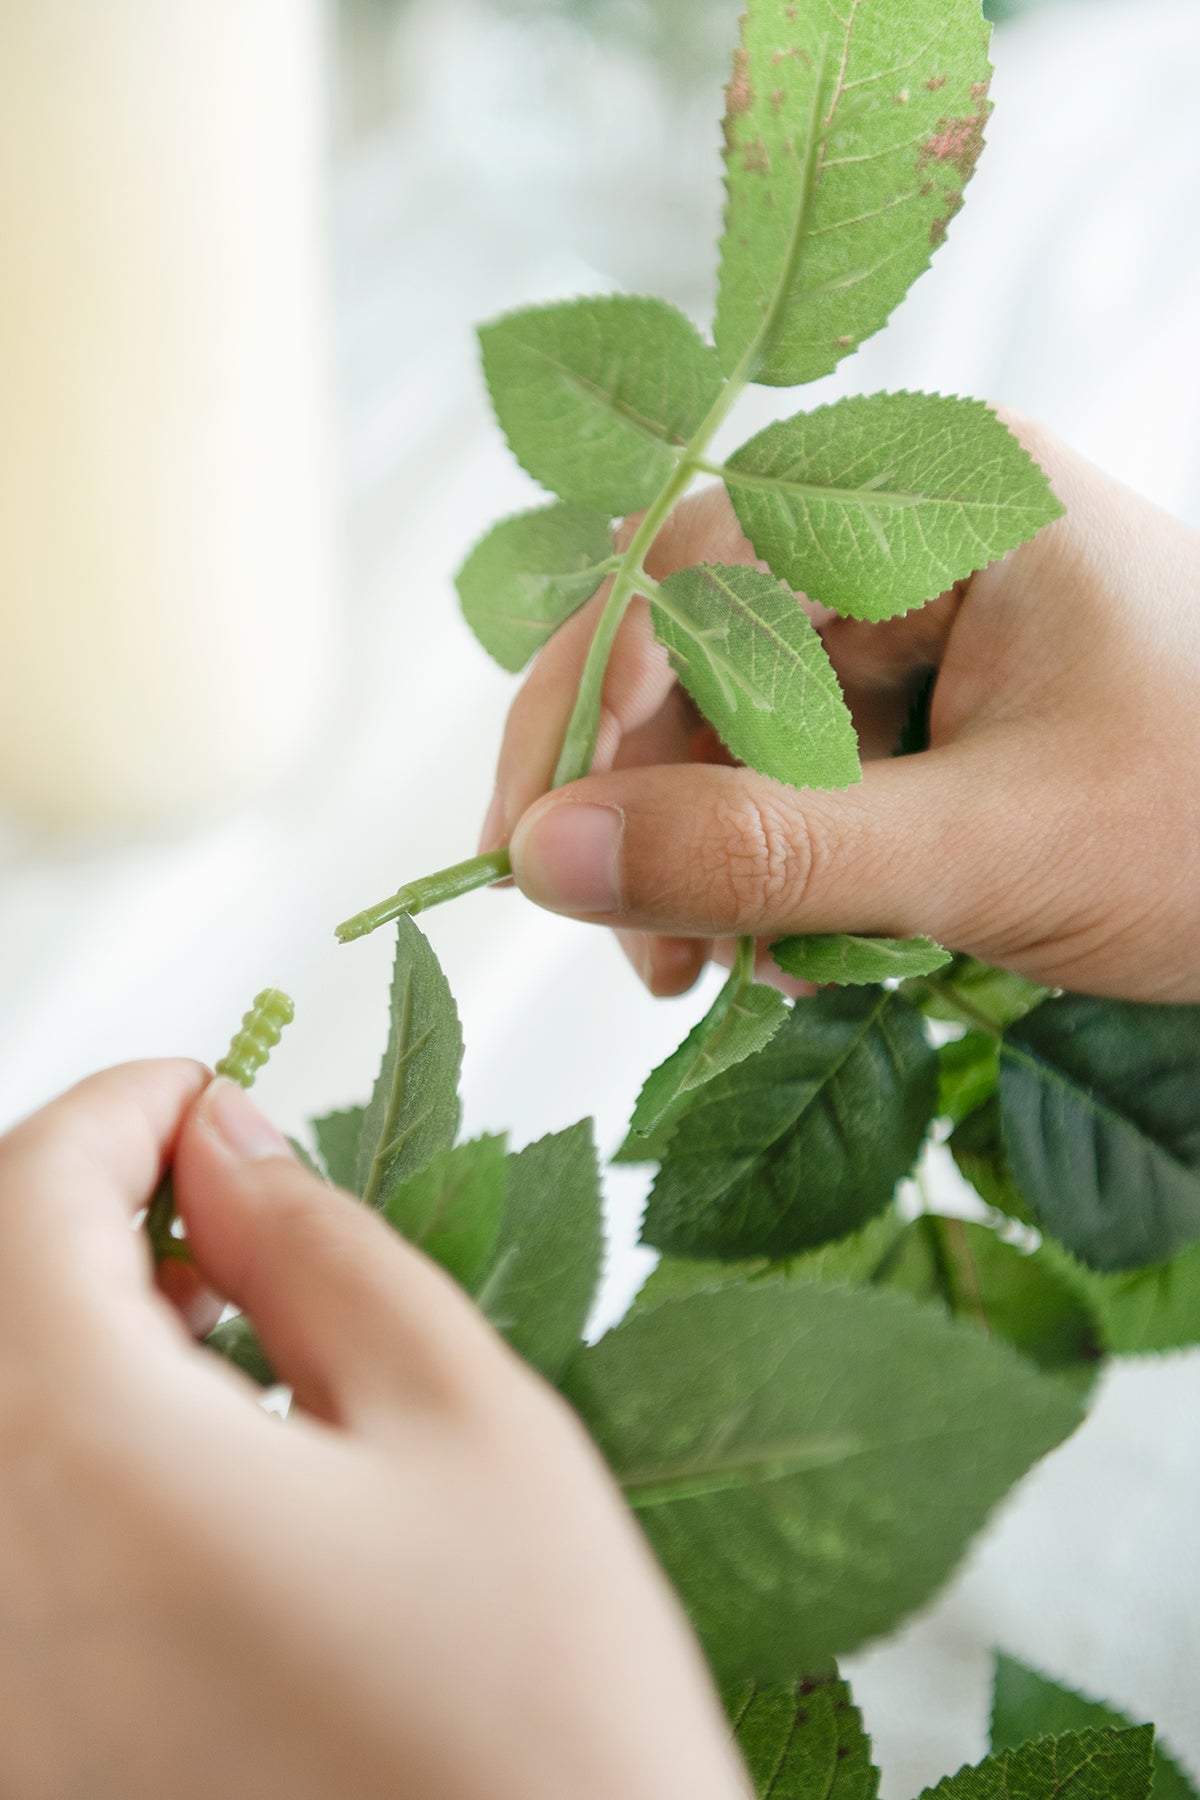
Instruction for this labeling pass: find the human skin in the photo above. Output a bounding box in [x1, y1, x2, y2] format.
[482, 418, 1200, 1004]
[0, 1062, 750, 1800]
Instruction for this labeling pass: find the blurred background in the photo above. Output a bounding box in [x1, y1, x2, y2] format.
[0, 0, 1197, 1788]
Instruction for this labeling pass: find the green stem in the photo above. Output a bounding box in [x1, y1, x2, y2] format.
[734, 935, 757, 985]
[335, 849, 512, 944]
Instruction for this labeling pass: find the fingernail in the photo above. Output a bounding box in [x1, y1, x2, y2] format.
[478, 788, 507, 856]
[204, 1077, 294, 1163]
[510, 801, 625, 915]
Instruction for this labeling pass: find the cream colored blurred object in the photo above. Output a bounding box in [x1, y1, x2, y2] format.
[0, 0, 336, 833]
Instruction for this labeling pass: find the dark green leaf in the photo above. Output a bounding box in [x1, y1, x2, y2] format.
[477, 1122, 603, 1381]
[617, 972, 788, 1162]
[950, 1094, 1037, 1225]
[652, 564, 861, 790]
[726, 395, 1062, 621]
[643, 989, 937, 1261]
[357, 919, 463, 1210]
[715, 0, 993, 386]
[939, 1032, 1000, 1128]
[728, 1670, 879, 1800]
[772, 932, 950, 985]
[920, 1728, 1155, 1800]
[1000, 995, 1200, 1270]
[480, 296, 722, 515]
[381, 1135, 506, 1291]
[311, 1106, 366, 1193]
[991, 1656, 1196, 1800]
[456, 503, 615, 673]
[564, 1281, 1083, 1679]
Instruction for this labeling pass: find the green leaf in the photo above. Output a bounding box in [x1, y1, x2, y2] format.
[563, 1280, 1083, 1679]
[991, 1656, 1196, 1800]
[728, 1670, 880, 1800]
[715, 0, 993, 386]
[772, 932, 950, 985]
[938, 1032, 1000, 1128]
[480, 296, 722, 515]
[311, 1106, 366, 1193]
[1042, 1238, 1200, 1360]
[643, 988, 937, 1261]
[204, 1314, 276, 1389]
[381, 1135, 507, 1291]
[949, 1094, 1037, 1225]
[724, 394, 1064, 622]
[904, 955, 1050, 1030]
[920, 1728, 1155, 1800]
[999, 995, 1200, 1271]
[879, 1216, 1103, 1388]
[651, 563, 861, 790]
[357, 919, 463, 1210]
[455, 503, 615, 673]
[477, 1122, 603, 1381]
[617, 972, 789, 1162]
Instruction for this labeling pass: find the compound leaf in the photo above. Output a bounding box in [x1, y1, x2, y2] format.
[643, 988, 937, 1260]
[480, 296, 722, 515]
[920, 1728, 1155, 1800]
[715, 0, 993, 386]
[772, 931, 950, 985]
[999, 996, 1200, 1271]
[724, 394, 1063, 621]
[311, 1105, 366, 1193]
[381, 1135, 507, 1292]
[455, 504, 616, 672]
[991, 1656, 1196, 1800]
[477, 1122, 603, 1381]
[728, 1670, 880, 1800]
[357, 919, 463, 1209]
[652, 563, 861, 790]
[564, 1280, 1083, 1679]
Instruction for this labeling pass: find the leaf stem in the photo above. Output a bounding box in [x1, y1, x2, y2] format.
[335, 849, 512, 944]
[734, 935, 756, 985]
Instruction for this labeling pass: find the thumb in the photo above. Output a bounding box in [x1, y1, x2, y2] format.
[173, 1079, 513, 1431]
[508, 744, 1018, 950]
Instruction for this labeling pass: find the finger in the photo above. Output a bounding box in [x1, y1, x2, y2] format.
[0, 1059, 208, 1333]
[616, 929, 711, 997]
[174, 1080, 518, 1433]
[507, 738, 1041, 951]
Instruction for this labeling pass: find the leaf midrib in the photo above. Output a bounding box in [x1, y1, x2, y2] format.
[516, 337, 696, 452]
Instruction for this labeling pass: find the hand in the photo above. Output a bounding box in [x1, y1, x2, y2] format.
[0, 1064, 748, 1800]
[483, 417, 1200, 1003]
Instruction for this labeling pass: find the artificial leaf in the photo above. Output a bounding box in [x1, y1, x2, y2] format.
[950, 1094, 1037, 1225]
[476, 1122, 603, 1381]
[205, 1314, 276, 1389]
[480, 296, 722, 515]
[992, 1655, 1196, 1800]
[772, 931, 950, 985]
[920, 1728, 1155, 1800]
[356, 919, 463, 1210]
[456, 503, 615, 673]
[879, 1216, 1103, 1388]
[630, 1210, 907, 1317]
[651, 563, 861, 790]
[728, 1670, 880, 1800]
[904, 955, 1050, 1030]
[312, 1106, 366, 1193]
[938, 1032, 1000, 1128]
[643, 988, 936, 1261]
[715, 0, 993, 386]
[724, 394, 1064, 621]
[617, 972, 788, 1161]
[1000, 996, 1200, 1270]
[381, 1135, 506, 1291]
[564, 1280, 1083, 1679]
[1041, 1239, 1200, 1361]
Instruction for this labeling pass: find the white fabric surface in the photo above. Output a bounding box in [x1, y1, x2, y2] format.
[0, 0, 1197, 1786]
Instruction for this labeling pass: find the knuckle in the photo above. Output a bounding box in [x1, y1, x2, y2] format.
[704, 789, 820, 931]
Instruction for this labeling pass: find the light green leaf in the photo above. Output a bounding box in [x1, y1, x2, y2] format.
[772, 931, 950, 985]
[728, 1670, 880, 1800]
[643, 988, 936, 1261]
[992, 1656, 1196, 1800]
[715, 0, 993, 386]
[651, 563, 861, 790]
[938, 1032, 1000, 1127]
[921, 1728, 1155, 1800]
[477, 1122, 603, 1381]
[903, 955, 1051, 1030]
[564, 1280, 1083, 1679]
[617, 972, 789, 1162]
[724, 394, 1064, 621]
[949, 1094, 1037, 1225]
[381, 1135, 507, 1291]
[357, 919, 463, 1210]
[311, 1106, 366, 1193]
[1000, 996, 1200, 1271]
[1042, 1238, 1200, 1361]
[456, 503, 615, 673]
[480, 296, 722, 515]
